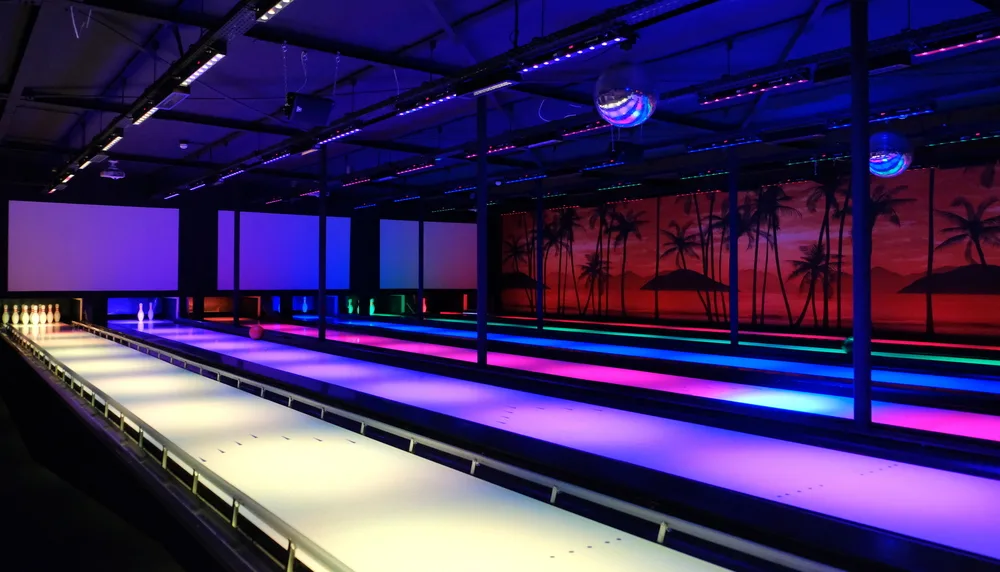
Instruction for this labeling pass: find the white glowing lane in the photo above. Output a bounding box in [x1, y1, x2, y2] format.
[19, 324, 723, 572]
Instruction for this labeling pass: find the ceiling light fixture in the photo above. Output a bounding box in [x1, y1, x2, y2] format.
[317, 127, 362, 146]
[165, 193, 180, 200]
[189, 182, 206, 191]
[219, 168, 245, 181]
[179, 44, 226, 87]
[61, 174, 74, 183]
[597, 182, 642, 191]
[699, 71, 810, 105]
[100, 129, 125, 151]
[687, 136, 762, 153]
[580, 159, 621, 172]
[520, 32, 630, 73]
[393, 195, 420, 203]
[465, 144, 517, 159]
[827, 105, 934, 129]
[915, 28, 1000, 57]
[354, 203, 377, 210]
[257, 0, 296, 22]
[265, 198, 283, 205]
[396, 93, 456, 117]
[445, 185, 476, 194]
[261, 152, 291, 166]
[680, 170, 729, 180]
[563, 122, 610, 137]
[343, 178, 370, 187]
[396, 163, 434, 175]
[503, 174, 547, 185]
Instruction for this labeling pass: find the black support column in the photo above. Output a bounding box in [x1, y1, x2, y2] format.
[850, 0, 872, 428]
[318, 146, 328, 340]
[728, 153, 740, 346]
[232, 190, 241, 327]
[535, 180, 545, 331]
[418, 202, 425, 320]
[476, 97, 489, 366]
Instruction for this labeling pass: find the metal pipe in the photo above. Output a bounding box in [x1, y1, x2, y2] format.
[476, 97, 488, 366]
[850, 0, 872, 428]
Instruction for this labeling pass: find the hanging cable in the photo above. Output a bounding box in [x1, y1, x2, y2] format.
[298, 50, 309, 92]
[282, 41, 289, 95]
[393, 68, 400, 97]
[330, 51, 341, 100]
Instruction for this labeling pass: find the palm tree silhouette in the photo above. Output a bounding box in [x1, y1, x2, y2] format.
[579, 252, 609, 315]
[503, 237, 531, 309]
[789, 242, 833, 327]
[609, 209, 648, 316]
[750, 186, 799, 326]
[660, 221, 701, 269]
[541, 218, 563, 314]
[589, 203, 616, 316]
[832, 186, 851, 329]
[709, 196, 757, 322]
[805, 177, 842, 329]
[677, 193, 714, 318]
[935, 196, 1000, 265]
[556, 208, 584, 314]
[866, 185, 914, 256]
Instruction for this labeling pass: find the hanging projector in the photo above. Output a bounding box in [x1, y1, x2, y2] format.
[100, 160, 126, 180]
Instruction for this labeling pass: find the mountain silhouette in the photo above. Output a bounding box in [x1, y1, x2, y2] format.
[898, 264, 1000, 294]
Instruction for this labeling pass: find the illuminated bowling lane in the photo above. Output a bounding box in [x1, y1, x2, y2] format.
[114, 320, 1000, 562]
[18, 324, 724, 572]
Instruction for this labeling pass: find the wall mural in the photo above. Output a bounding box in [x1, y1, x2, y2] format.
[500, 164, 1000, 337]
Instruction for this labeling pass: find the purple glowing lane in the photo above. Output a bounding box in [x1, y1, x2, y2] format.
[248, 322, 1000, 443]
[111, 320, 1000, 560]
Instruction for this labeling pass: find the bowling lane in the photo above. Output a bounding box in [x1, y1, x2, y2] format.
[317, 317, 1000, 395]
[112, 320, 1000, 562]
[210, 321, 1000, 442]
[15, 324, 721, 572]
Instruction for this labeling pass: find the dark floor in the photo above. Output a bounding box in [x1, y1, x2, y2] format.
[0, 340, 220, 572]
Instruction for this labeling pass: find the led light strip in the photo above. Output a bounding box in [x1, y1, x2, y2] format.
[580, 160, 621, 172]
[597, 182, 642, 191]
[828, 106, 933, 130]
[133, 107, 159, 126]
[393, 195, 420, 203]
[396, 164, 434, 175]
[61, 174, 74, 183]
[680, 170, 729, 180]
[261, 152, 291, 165]
[180, 52, 226, 87]
[257, 0, 295, 22]
[445, 186, 476, 194]
[688, 137, 762, 153]
[101, 135, 123, 151]
[189, 182, 206, 191]
[915, 30, 1000, 57]
[520, 35, 627, 73]
[299, 190, 321, 197]
[342, 178, 370, 187]
[397, 94, 456, 116]
[219, 169, 245, 181]
[563, 123, 610, 137]
[432, 207, 456, 213]
[317, 127, 361, 146]
[925, 132, 1000, 147]
[78, 159, 93, 170]
[503, 174, 547, 184]
[473, 81, 517, 97]
[786, 153, 849, 166]
[465, 144, 517, 159]
[354, 203, 377, 210]
[265, 198, 283, 205]
[700, 78, 808, 105]
[165, 193, 180, 200]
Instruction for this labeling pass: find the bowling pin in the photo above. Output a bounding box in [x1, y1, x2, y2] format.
[369, 298, 375, 315]
[147, 300, 155, 321]
[11, 305, 19, 325]
[31, 305, 38, 325]
[54, 304, 61, 323]
[22, 305, 28, 324]
[347, 299, 354, 314]
[46, 304, 53, 323]
[2, 305, 8, 325]
[38, 305, 46, 324]
[137, 303, 145, 322]
[302, 297, 309, 313]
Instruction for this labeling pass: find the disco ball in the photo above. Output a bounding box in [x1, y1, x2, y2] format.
[869, 131, 912, 178]
[595, 63, 657, 128]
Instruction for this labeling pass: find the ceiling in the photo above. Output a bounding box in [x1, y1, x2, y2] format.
[2, 0, 1000, 214]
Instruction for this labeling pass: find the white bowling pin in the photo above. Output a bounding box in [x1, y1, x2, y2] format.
[54, 304, 61, 323]
[302, 297, 309, 313]
[148, 300, 155, 321]
[137, 303, 145, 322]
[46, 304, 54, 323]
[2, 305, 8, 325]
[11, 305, 19, 325]
[31, 305, 39, 325]
[38, 305, 46, 324]
[22, 305, 28, 324]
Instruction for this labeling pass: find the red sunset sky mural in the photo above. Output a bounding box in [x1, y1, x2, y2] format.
[501, 164, 1000, 337]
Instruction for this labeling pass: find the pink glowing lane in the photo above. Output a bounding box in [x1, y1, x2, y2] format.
[256, 323, 1000, 443]
[110, 321, 1000, 561]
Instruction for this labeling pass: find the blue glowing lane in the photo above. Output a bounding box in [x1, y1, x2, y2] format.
[311, 317, 1000, 395]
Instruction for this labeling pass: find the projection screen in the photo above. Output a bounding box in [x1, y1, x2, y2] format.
[8, 201, 179, 291]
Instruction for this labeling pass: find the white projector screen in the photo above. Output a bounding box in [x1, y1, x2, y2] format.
[424, 222, 477, 289]
[217, 211, 351, 290]
[379, 220, 477, 289]
[7, 201, 179, 291]
[379, 219, 419, 289]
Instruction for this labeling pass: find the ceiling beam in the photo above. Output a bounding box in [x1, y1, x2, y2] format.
[22, 94, 303, 136]
[0, 141, 317, 179]
[972, 0, 1000, 14]
[0, 4, 43, 142]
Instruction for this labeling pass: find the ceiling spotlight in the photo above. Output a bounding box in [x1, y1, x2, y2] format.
[179, 44, 226, 87]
